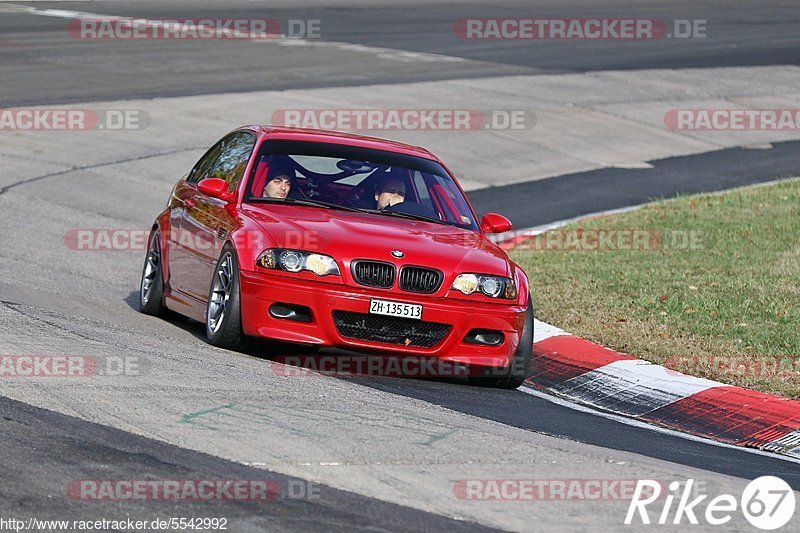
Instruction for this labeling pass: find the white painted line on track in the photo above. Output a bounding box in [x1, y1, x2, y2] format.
[2, 3, 466, 63]
[519, 385, 800, 465]
[257, 39, 466, 63]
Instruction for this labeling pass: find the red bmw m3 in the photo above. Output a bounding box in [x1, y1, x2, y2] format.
[139, 126, 532, 388]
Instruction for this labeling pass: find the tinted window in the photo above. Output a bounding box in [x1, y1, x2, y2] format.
[188, 141, 223, 184]
[189, 132, 256, 192]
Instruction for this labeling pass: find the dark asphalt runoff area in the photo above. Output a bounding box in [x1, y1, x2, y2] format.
[469, 140, 800, 226]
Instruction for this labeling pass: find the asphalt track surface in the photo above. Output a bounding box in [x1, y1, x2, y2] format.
[1, 0, 800, 531]
[0, 396, 493, 531]
[1, 0, 799, 106]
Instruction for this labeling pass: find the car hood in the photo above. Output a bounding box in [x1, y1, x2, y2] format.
[242, 204, 511, 280]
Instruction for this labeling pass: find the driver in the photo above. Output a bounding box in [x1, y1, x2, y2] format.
[262, 166, 293, 200]
[374, 178, 406, 210]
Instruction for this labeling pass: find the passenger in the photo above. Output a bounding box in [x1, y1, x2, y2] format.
[374, 178, 406, 210]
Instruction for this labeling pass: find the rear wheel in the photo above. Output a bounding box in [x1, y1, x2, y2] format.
[139, 230, 166, 316]
[206, 246, 245, 349]
[468, 296, 533, 389]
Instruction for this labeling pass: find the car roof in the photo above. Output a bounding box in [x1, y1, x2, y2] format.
[240, 125, 440, 161]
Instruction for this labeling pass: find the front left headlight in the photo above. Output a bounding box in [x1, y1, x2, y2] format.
[256, 249, 340, 277]
[452, 273, 517, 299]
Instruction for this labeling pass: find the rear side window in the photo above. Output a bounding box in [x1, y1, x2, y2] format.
[189, 142, 223, 184]
[189, 132, 256, 192]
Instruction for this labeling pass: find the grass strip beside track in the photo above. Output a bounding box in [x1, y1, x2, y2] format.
[511, 178, 800, 399]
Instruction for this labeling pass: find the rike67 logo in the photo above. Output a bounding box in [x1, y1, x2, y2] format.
[626, 477, 795, 529]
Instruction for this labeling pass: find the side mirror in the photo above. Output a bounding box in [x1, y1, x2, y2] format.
[481, 213, 513, 234]
[198, 178, 234, 202]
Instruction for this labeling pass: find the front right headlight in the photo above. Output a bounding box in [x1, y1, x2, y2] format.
[451, 273, 516, 299]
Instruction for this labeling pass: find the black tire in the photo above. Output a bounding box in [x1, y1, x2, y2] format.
[139, 229, 167, 316]
[468, 296, 534, 389]
[206, 245, 244, 349]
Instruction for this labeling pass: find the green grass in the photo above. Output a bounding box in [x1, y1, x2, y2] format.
[511, 178, 800, 399]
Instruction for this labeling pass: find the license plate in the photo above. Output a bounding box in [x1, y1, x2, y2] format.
[369, 299, 422, 320]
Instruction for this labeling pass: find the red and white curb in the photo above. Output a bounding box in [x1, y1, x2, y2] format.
[525, 319, 800, 459]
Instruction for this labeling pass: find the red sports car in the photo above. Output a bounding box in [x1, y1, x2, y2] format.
[139, 126, 532, 388]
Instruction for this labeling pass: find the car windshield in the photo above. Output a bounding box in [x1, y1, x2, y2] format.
[245, 140, 478, 231]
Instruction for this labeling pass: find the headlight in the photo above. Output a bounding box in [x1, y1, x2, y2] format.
[451, 273, 478, 294]
[256, 249, 340, 277]
[452, 273, 516, 299]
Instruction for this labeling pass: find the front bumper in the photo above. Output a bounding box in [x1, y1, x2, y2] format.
[239, 271, 526, 368]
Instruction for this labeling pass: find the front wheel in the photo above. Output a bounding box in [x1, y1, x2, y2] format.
[468, 296, 533, 389]
[206, 246, 244, 349]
